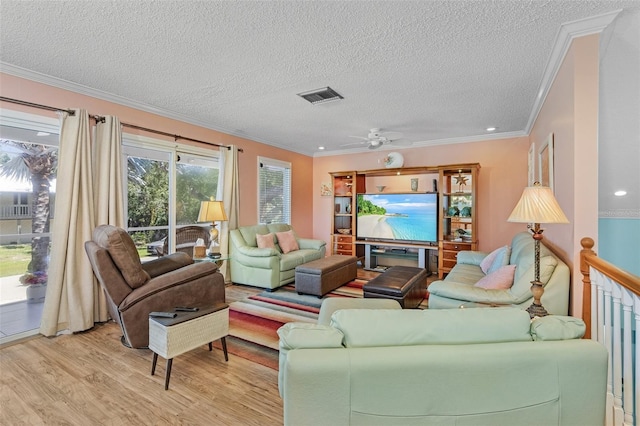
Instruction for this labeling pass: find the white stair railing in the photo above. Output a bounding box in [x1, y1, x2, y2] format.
[582, 237, 640, 426]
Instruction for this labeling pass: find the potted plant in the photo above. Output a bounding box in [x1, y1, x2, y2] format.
[19, 271, 47, 304]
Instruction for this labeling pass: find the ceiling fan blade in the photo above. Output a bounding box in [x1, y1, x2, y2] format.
[341, 141, 366, 147]
[389, 139, 412, 146]
[348, 135, 369, 141]
[381, 131, 403, 140]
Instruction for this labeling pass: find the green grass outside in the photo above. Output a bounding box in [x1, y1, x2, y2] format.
[0, 244, 31, 277]
[1, 243, 152, 279]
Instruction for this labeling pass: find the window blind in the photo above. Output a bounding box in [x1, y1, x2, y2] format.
[258, 157, 291, 225]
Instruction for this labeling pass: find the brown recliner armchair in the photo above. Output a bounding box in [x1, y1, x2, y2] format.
[85, 225, 225, 348]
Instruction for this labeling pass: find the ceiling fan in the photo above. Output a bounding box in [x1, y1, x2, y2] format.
[343, 128, 408, 150]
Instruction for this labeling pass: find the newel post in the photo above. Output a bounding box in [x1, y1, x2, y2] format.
[580, 237, 596, 339]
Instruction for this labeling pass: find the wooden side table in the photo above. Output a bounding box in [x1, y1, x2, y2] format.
[149, 303, 229, 390]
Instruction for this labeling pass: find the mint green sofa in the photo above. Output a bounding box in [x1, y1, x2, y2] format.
[229, 224, 326, 290]
[428, 232, 570, 315]
[278, 306, 607, 426]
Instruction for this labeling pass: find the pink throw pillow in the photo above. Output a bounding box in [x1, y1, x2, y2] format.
[480, 245, 510, 274]
[276, 230, 299, 254]
[475, 264, 517, 290]
[256, 233, 275, 249]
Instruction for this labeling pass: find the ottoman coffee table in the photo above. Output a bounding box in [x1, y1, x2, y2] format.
[363, 266, 427, 308]
[149, 303, 229, 390]
[295, 255, 358, 297]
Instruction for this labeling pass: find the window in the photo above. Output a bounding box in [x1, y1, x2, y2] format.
[258, 157, 291, 224]
[123, 145, 170, 257]
[123, 139, 220, 259]
[176, 153, 219, 226]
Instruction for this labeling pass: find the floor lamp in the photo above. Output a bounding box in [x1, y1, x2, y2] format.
[507, 183, 568, 318]
[197, 198, 228, 258]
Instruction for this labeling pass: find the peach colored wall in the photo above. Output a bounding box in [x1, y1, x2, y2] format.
[530, 34, 600, 317]
[0, 73, 315, 236]
[312, 137, 531, 251]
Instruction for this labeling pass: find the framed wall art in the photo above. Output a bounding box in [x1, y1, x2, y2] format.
[320, 182, 332, 196]
[538, 133, 554, 191]
[528, 142, 535, 186]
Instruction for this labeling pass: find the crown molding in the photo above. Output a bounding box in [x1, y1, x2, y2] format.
[0, 62, 312, 157]
[524, 9, 622, 133]
[599, 209, 640, 219]
[409, 130, 527, 147]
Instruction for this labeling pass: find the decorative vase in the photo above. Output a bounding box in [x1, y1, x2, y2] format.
[26, 284, 46, 304]
[346, 203, 352, 213]
[335, 204, 341, 213]
[411, 178, 418, 192]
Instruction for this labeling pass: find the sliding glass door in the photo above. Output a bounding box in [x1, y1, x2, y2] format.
[122, 141, 220, 261]
[0, 120, 59, 343]
[0, 113, 221, 343]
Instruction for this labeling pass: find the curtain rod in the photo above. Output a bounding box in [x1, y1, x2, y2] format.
[0, 96, 243, 152]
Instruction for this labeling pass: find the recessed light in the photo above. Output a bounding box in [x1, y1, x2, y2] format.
[36, 131, 50, 136]
[318, 146, 325, 150]
[614, 190, 627, 196]
[486, 127, 496, 132]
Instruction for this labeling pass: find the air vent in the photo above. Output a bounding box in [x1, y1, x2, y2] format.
[297, 87, 343, 105]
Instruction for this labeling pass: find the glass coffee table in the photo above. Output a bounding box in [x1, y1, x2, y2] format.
[193, 255, 230, 268]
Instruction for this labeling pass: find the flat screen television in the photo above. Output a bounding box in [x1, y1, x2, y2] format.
[356, 192, 438, 244]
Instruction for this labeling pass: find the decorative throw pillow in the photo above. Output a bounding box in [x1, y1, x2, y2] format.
[474, 264, 517, 290]
[276, 230, 299, 254]
[256, 233, 275, 249]
[480, 245, 511, 275]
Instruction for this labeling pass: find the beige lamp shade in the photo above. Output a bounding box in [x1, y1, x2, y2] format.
[507, 184, 569, 224]
[197, 199, 228, 223]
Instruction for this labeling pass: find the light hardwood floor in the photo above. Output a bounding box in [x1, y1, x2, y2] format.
[0, 268, 422, 425]
[0, 305, 282, 425]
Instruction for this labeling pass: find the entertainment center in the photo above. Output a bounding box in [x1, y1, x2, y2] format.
[329, 163, 479, 278]
[359, 241, 435, 272]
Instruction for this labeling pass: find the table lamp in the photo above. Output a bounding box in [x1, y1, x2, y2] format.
[197, 198, 228, 257]
[507, 182, 569, 318]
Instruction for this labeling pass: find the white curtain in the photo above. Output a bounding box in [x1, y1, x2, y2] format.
[92, 116, 125, 321]
[40, 111, 124, 335]
[218, 145, 239, 282]
[41, 109, 96, 335]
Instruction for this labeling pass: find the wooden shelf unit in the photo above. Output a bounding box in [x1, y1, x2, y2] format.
[330, 172, 365, 258]
[438, 164, 480, 278]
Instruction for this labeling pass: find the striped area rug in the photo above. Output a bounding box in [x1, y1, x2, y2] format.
[229, 278, 429, 354]
[229, 279, 367, 351]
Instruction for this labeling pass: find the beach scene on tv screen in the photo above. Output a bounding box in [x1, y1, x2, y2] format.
[357, 193, 437, 242]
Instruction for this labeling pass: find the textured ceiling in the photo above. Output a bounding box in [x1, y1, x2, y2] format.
[0, 0, 636, 156]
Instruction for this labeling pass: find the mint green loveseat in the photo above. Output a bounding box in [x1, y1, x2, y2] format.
[229, 224, 326, 290]
[278, 306, 606, 426]
[428, 232, 570, 315]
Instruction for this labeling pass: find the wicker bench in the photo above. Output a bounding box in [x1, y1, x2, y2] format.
[149, 303, 229, 390]
[295, 255, 358, 297]
[363, 266, 427, 308]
